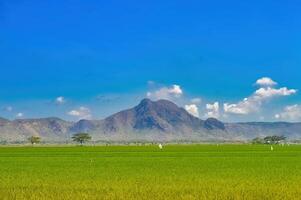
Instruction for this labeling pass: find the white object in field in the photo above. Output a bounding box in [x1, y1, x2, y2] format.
[270, 146, 274, 151]
[158, 143, 163, 149]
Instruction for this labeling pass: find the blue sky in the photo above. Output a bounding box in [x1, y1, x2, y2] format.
[0, 0, 301, 122]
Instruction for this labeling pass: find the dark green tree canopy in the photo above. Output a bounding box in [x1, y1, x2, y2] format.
[28, 136, 41, 145]
[72, 133, 91, 145]
[252, 135, 286, 144]
[264, 135, 286, 144]
[252, 137, 264, 144]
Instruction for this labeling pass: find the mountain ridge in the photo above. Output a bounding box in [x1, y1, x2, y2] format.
[1, 99, 301, 142]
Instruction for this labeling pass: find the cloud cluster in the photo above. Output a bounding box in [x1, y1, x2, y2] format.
[55, 96, 66, 105]
[3, 78, 297, 122]
[68, 107, 92, 120]
[206, 102, 220, 118]
[147, 84, 183, 100]
[184, 104, 199, 117]
[255, 87, 296, 98]
[255, 77, 277, 87]
[2, 106, 26, 119]
[275, 105, 301, 121]
[224, 78, 297, 115]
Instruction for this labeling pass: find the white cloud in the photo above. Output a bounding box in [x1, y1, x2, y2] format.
[191, 98, 202, 104]
[169, 85, 183, 96]
[275, 105, 301, 121]
[147, 84, 183, 100]
[68, 107, 92, 120]
[224, 98, 260, 115]
[255, 87, 296, 98]
[224, 78, 297, 115]
[55, 96, 66, 104]
[16, 113, 24, 118]
[205, 102, 220, 118]
[256, 77, 277, 87]
[185, 104, 199, 117]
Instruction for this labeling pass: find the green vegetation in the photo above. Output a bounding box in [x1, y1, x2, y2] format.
[264, 135, 286, 144]
[0, 145, 301, 199]
[252, 137, 265, 144]
[252, 135, 286, 144]
[28, 136, 41, 145]
[71, 133, 91, 145]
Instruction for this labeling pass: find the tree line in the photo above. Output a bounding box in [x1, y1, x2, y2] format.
[28, 133, 91, 145]
[27, 133, 287, 145]
[252, 135, 286, 144]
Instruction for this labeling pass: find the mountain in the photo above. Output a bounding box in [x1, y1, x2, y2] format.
[0, 117, 9, 125]
[0, 117, 72, 142]
[1, 99, 301, 142]
[70, 99, 299, 141]
[102, 99, 204, 133]
[70, 99, 229, 141]
[225, 122, 301, 140]
[69, 99, 212, 141]
[204, 118, 225, 130]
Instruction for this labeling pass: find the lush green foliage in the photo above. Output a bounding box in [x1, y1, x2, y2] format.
[264, 135, 286, 144]
[28, 136, 41, 145]
[0, 145, 301, 199]
[252, 135, 286, 144]
[252, 137, 264, 144]
[71, 133, 91, 145]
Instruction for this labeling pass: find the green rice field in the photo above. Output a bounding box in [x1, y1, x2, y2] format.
[0, 144, 301, 200]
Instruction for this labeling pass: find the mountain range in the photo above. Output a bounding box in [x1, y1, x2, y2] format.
[1, 99, 301, 143]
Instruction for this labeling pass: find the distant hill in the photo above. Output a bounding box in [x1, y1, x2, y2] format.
[1, 99, 301, 142]
[0, 117, 72, 142]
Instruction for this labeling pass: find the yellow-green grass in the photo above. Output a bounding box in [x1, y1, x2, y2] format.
[0, 145, 301, 200]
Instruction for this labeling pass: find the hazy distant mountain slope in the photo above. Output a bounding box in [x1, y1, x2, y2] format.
[1, 99, 301, 142]
[102, 107, 136, 133]
[69, 119, 101, 133]
[0, 118, 72, 142]
[204, 118, 225, 130]
[0, 117, 9, 126]
[226, 122, 301, 139]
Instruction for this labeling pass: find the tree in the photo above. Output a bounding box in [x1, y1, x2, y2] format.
[264, 135, 286, 144]
[28, 136, 41, 145]
[252, 137, 264, 144]
[72, 133, 91, 145]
